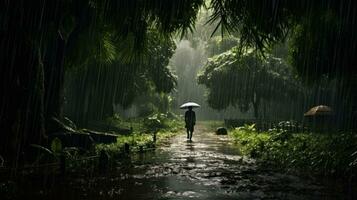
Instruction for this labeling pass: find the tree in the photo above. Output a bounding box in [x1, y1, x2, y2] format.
[2, 0, 357, 167]
[198, 48, 302, 119]
[0, 0, 203, 166]
[64, 30, 176, 125]
[207, 0, 357, 101]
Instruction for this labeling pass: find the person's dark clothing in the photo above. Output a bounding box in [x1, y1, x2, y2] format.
[185, 110, 196, 140]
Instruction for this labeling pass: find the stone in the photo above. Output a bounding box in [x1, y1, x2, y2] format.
[216, 127, 228, 135]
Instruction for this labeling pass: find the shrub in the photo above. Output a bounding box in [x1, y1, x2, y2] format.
[230, 125, 357, 177]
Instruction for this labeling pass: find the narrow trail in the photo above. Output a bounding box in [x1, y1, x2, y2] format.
[71, 122, 339, 199]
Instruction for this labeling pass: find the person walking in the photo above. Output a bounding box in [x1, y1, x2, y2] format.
[185, 106, 196, 141]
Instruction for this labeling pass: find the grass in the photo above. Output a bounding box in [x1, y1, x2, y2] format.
[0, 114, 184, 198]
[229, 124, 357, 177]
[95, 116, 184, 158]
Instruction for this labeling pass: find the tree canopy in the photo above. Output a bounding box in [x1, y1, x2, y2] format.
[198, 48, 302, 119]
[0, 0, 203, 165]
[65, 30, 176, 124]
[207, 0, 357, 81]
[2, 0, 357, 167]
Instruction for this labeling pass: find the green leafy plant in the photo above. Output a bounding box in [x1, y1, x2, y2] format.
[230, 126, 357, 178]
[236, 124, 256, 133]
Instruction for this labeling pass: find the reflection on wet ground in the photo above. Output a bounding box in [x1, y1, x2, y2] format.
[67, 123, 340, 200]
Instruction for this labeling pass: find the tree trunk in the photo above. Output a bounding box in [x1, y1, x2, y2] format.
[253, 101, 259, 119]
[252, 94, 260, 120]
[0, 32, 46, 168]
[44, 34, 66, 133]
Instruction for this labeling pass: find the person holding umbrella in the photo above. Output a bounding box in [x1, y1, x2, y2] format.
[185, 106, 196, 141]
[180, 102, 200, 141]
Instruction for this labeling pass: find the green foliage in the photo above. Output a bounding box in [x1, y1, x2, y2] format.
[29, 143, 88, 169]
[95, 117, 183, 157]
[144, 113, 167, 132]
[134, 91, 175, 117]
[64, 30, 177, 124]
[198, 47, 302, 118]
[4, 0, 357, 170]
[208, 0, 291, 51]
[236, 124, 256, 133]
[205, 36, 240, 57]
[95, 133, 153, 156]
[208, 0, 357, 80]
[230, 127, 357, 177]
[50, 138, 63, 155]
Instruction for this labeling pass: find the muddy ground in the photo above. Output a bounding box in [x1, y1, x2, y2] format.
[7, 122, 345, 200]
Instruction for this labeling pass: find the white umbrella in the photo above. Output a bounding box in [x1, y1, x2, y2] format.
[180, 102, 200, 109]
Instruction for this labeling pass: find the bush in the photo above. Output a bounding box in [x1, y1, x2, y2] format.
[230, 125, 357, 177]
[96, 116, 184, 158]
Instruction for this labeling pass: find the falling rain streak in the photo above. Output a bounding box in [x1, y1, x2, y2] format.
[1, 1, 357, 199]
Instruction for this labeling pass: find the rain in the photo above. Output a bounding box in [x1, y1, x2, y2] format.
[1, 1, 357, 199]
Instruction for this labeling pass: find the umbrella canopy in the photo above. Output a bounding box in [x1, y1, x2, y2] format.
[304, 105, 333, 116]
[180, 102, 200, 109]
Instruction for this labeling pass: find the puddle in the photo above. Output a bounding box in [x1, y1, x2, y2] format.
[22, 123, 343, 199]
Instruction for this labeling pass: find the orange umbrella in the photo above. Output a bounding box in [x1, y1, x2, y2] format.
[304, 105, 333, 116]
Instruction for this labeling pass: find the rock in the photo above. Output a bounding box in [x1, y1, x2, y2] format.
[216, 127, 228, 135]
[48, 131, 94, 150]
[82, 129, 117, 144]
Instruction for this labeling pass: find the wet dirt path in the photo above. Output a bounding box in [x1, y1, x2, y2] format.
[80, 122, 339, 199]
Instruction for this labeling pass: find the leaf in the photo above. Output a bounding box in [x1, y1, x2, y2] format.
[51, 137, 63, 155]
[30, 144, 53, 155]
